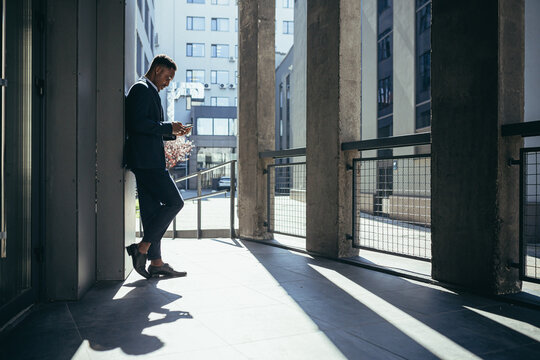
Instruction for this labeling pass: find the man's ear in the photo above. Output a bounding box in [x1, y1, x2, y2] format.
[154, 65, 163, 75]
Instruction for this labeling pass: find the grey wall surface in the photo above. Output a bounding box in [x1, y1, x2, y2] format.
[431, 0, 523, 294]
[97, 0, 131, 281]
[291, 0, 306, 149]
[45, 0, 97, 300]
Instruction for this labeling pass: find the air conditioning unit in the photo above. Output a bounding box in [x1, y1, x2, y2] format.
[204, 83, 210, 89]
[229, 56, 236, 63]
[229, 84, 235, 89]
[219, 83, 225, 89]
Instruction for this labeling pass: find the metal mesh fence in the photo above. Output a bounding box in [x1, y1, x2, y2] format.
[353, 154, 431, 259]
[267, 161, 306, 237]
[523, 149, 540, 280]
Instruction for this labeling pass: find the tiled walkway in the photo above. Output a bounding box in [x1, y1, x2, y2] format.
[2, 238, 540, 359]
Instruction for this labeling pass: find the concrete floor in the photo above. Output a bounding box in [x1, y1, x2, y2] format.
[1, 238, 540, 359]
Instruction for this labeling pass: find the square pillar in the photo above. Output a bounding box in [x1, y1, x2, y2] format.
[237, 0, 275, 240]
[305, 0, 360, 257]
[45, 0, 97, 300]
[431, 0, 524, 294]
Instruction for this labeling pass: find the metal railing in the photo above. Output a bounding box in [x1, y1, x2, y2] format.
[261, 148, 307, 238]
[521, 148, 540, 282]
[344, 133, 432, 261]
[503, 120, 540, 283]
[137, 160, 237, 239]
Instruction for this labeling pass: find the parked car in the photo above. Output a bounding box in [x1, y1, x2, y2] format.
[217, 176, 231, 191]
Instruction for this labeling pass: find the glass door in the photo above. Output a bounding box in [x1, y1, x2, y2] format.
[0, 0, 40, 327]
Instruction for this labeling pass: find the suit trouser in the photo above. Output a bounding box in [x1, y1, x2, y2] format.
[132, 168, 184, 260]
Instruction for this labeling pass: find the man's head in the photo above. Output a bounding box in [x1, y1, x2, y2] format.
[146, 54, 177, 91]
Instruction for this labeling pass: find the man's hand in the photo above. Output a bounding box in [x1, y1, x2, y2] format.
[172, 122, 192, 136]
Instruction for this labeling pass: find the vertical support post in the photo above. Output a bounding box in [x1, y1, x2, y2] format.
[197, 173, 202, 239]
[237, 0, 275, 240]
[431, 0, 524, 294]
[305, 0, 361, 257]
[0, 0, 5, 259]
[230, 161, 236, 238]
[172, 217, 176, 239]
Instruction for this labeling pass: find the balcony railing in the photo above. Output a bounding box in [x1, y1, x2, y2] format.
[136, 160, 237, 239]
[344, 133, 432, 261]
[503, 120, 540, 283]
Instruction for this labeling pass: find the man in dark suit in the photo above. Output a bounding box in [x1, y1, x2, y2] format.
[124, 54, 191, 279]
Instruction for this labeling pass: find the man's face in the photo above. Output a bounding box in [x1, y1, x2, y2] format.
[154, 66, 176, 91]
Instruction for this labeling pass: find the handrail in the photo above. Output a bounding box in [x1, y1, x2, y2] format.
[174, 160, 236, 183]
[501, 120, 540, 137]
[184, 189, 230, 201]
[147, 160, 237, 239]
[259, 148, 306, 159]
[341, 133, 431, 151]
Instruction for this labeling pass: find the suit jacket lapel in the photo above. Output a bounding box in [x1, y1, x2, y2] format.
[146, 79, 164, 122]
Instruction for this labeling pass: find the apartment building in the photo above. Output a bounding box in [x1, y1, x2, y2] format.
[154, 0, 294, 182]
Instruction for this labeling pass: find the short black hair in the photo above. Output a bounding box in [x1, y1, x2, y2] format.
[149, 54, 177, 71]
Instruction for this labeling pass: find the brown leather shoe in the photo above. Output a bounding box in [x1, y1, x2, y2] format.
[126, 244, 150, 279]
[148, 263, 187, 278]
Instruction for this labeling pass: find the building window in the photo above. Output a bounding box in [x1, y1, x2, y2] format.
[213, 118, 229, 135]
[187, 43, 205, 57]
[197, 118, 213, 135]
[235, 18, 238, 32]
[145, 0, 150, 35]
[415, 104, 430, 129]
[211, 44, 229, 58]
[136, 34, 143, 77]
[417, 2, 431, 34]
[211, 70, 229, 84]
[418, 51, 430, 92]
[144, 56, 149, 74]
[137, 0, 143, 18]
[378, 36, 391, 61]
[235, 71, 238, 84]
[283, 21, 294, 34]
[187, 16, 205, 31]
[378, 76, 392, 110]
[234, 97, 237, 107]
[196, 118, 236, 135]
[378, 0, 390, 14]
[211, 18, 229, 31]
[235, 45, 238, 58]
[150, 21, 154, 49]
[210, 97, 229, 106]
[211, 0, 229, 4]
[186, 69, 205, 83]
[187, 0, 205, 3]
[415, 0, 431, 129]
[282, 0, 293, 8]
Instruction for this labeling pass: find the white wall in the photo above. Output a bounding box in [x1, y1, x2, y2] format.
[290, 0, 306, 149]
[392, 0, 415, 156]
[360, 0, 377, 157]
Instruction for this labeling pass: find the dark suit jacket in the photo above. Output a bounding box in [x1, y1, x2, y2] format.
[124, 78, 176, 169]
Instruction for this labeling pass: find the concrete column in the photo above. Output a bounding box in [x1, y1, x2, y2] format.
[237, 0, 275, 240]
[45, 0, 97, 300]
[96, 0, 131, 280]
[305, 0, 361, 257]
[431, 0, 524, 294]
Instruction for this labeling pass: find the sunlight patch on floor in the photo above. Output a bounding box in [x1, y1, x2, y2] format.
[464, 306, 540, 343]
[309, 264, 482, 360]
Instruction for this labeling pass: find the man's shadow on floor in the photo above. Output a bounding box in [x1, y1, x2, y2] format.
[74, 278, 192, 356]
